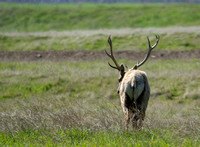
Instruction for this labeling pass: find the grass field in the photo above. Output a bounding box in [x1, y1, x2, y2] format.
[0, 3, 200, 32]
[1, 30, 200, 50]
[0, 2, 200, 146]
[0, 60, 199, 146]
[1, 3, 200, 51]
[0, 60, 199, 102]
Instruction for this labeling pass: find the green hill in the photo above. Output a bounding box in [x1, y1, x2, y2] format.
[0, 3, 200, 32]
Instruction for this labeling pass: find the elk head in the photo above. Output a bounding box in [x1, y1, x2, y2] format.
[105, 35, 159, 129]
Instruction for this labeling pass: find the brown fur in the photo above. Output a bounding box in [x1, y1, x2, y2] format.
[118, 69, 150, 129]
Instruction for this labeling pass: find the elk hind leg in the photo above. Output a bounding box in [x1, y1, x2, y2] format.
[125, 109, 134, 130]
[136, 111, 145, 129]
[125, 114, 130, 130]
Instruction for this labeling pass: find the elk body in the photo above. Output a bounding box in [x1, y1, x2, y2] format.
[105, 35, 159, 129]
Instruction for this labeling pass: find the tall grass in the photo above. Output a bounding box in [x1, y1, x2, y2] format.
[0, 98, 199, 146]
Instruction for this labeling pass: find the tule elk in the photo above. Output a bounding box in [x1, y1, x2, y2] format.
[105, 35, 159, 129]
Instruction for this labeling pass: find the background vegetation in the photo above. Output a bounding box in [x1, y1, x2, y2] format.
[1, 32, 200, 50]
[0, 3, 200, 32]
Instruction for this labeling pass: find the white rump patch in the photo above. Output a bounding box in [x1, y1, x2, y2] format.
[124, 72, 145, 101]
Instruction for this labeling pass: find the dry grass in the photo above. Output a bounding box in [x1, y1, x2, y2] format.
[146, 100, 200, 138]
[0, 97, 124, 132]
[1, 26, 200, 37]
[0, 95, 199, 140]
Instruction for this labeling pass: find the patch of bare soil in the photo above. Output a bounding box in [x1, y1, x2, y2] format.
[0, 50, 199, 62]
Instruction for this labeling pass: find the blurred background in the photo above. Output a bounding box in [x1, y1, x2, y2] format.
[1, 0, 200, 3]
[0, 0, 199, 146]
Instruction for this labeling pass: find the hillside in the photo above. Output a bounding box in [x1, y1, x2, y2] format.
[0, 3, 200, 32]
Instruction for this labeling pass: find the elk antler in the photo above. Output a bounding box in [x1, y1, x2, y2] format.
[132, 35, 160, 70]
[105, 35, 122, 71]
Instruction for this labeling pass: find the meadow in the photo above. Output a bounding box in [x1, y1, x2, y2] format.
[1, 29, 200, 50]
[0, 2, 200, 146]
[0, 60, 199, 146]
[0, 3, 200, 32]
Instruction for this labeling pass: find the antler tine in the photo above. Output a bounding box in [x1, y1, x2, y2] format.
[108, 62, 119, 69]
[149, 35, 160, 49]
[105, 35, 121, 71]
[133, 35, 160, 69]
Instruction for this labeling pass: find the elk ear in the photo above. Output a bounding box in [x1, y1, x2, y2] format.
[118, 64, 125, 83]
[120, 64, 125, 76]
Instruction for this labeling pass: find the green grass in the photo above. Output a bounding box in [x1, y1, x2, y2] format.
[0, 3, 200, 32]
[1, 128, 198, 146]
[0, 60, 199, 146]
[1, 32, 200, 50]
[0, 59, 199, 102]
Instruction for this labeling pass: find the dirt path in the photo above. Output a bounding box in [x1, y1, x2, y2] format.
[0, 50, 199, 62]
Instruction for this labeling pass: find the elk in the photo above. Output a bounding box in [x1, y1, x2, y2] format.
[105, 35, 159, 129]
